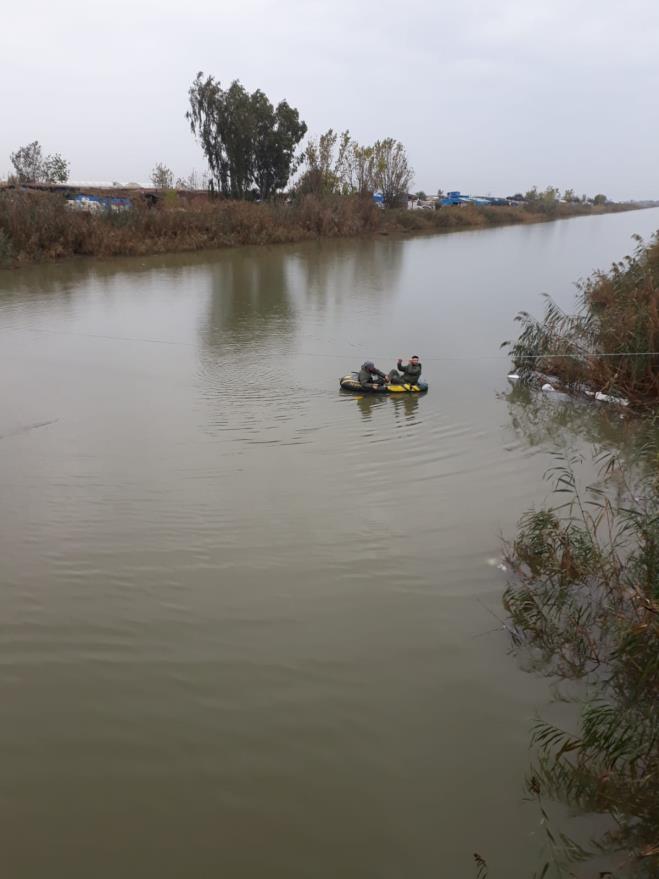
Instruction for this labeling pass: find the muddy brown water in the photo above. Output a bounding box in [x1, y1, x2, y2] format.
[2, 209, 658, 878]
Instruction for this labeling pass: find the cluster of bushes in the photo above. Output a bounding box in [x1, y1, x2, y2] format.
[0, 190, 384, 266]
[503, 443, 659, 878]
[505, 233, 659, 406]
[500, 237, 659, 878]
[385, 200, 628, 234]
[0, 188, 639, 269]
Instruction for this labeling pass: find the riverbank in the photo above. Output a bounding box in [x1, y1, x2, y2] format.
[0, 189, 644, 268]
[503, 232, 659, 876]
[506, 231, 659, 407]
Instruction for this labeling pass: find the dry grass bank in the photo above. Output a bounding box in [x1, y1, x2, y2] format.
[0, 189, 641, 269]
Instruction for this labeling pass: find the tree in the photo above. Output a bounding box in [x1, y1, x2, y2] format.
[372, 138, 413, 208]
[175, 169, 210, 190]
[151, 162, 174, 189]
[10, 142, 42, 182]
[296, 130, 412, 205]
[333, 132, 377, 196]
[252, 91, 307, 199]
[10, 141, 69, 184]
[415, 190, 427, 200]
[352, 145, 376, 195]
[563, 188, 576, 202]
[540, 186, 559, 204]
[297, 128, 364, 196]
[300, 128, 340, 194]
[333, 130, 353, 194]
[186, 72, 306, 199]
[532, 186, 560, 215]
[43, 153, 69, 183]
[593, 193, 607, 205]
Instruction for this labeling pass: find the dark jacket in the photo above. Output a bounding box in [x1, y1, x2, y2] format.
[358, 366, 387, 387]
[397, 359, 422, 383]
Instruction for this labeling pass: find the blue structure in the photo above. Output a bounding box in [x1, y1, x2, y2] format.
[440, 191, 511, 207]
[440, 191, 471, 206]
[68, 193, 132, 211]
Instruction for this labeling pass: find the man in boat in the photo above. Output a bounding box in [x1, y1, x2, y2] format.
[358, 361, 388, 389]
[388, 355, 422, 386]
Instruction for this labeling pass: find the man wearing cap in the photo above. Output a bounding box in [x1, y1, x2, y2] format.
[358, 361, 388, 390]
[389, 355, 422, 386]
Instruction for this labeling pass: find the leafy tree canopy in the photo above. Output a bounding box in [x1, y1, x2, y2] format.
[186, 73, 307, 199]
[297, 129, 413, 206]
[10, 141, 70, 184]
[151, 162, 174, 190]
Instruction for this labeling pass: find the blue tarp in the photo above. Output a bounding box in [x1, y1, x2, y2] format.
[69, 193, 132, 209]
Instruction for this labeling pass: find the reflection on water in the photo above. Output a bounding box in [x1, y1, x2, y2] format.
[0, 250, 216, 299]
[504, 382, 658, 473]
[298, 236, 404, 305]
[199, 237, 405, 359]
[1, 208, 659, 879]
[352, 392, 421, 422]
[202, 248, 294, 353]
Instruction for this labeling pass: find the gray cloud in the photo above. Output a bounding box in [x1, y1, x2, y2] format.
[2, 0, 658, 198]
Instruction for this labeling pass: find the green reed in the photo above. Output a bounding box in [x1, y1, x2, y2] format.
[502, 440, 658, 878]
[503, 234, 659, 407]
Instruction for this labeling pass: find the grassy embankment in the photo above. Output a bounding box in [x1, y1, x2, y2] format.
[0, 188, 641, 269]
[501, 236, 659, 878]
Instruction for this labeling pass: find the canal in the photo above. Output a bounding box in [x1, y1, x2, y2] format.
[2, 208, 658, 878]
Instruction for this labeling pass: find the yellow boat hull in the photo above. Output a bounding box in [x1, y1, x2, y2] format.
[339, 373, 428, 394]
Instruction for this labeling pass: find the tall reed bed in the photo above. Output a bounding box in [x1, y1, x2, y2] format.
[503, 444, 658, 878]
[0, 189, 638, 269]
[505, 234, 659, 406]
[500, 238, 659, 875]
[0, 191, 382, 266]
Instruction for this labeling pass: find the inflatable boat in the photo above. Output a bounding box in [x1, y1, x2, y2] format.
[339, 373, 428, 394]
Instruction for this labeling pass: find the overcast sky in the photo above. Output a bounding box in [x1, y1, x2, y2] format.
[2, 0, 658, 199]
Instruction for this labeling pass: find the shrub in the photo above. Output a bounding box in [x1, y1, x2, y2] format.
[504, 446, 659, 876]
[504, 234, 659, 406]
[0, 189, 641, 269]
[0, 228, 13, 266]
